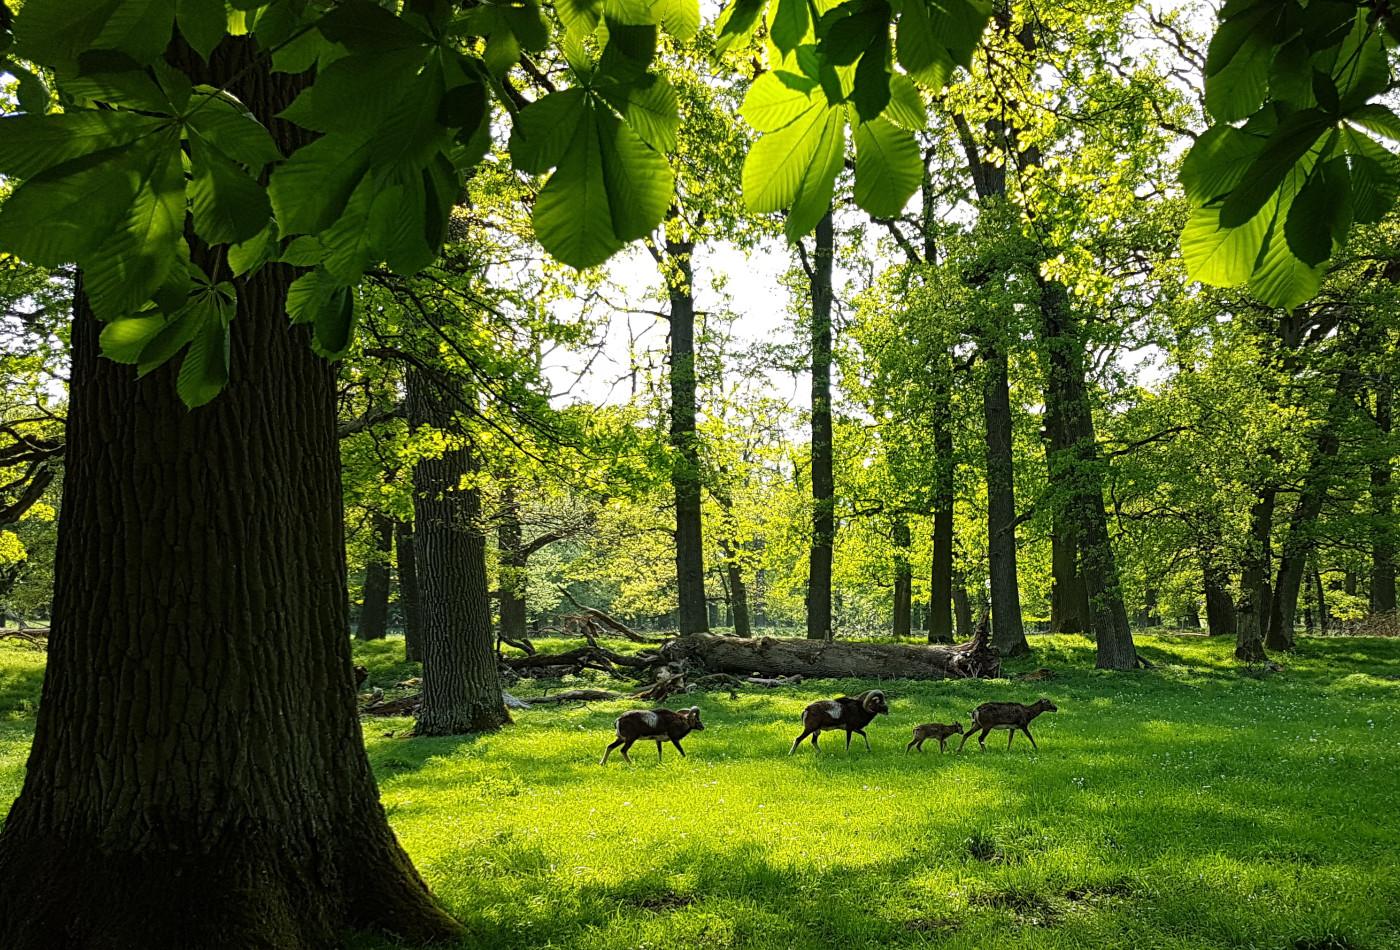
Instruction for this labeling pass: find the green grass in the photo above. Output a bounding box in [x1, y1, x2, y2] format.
[5, 634, 1400, 949]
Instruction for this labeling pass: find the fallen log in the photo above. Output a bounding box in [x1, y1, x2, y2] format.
[558, 588, 668, 643]
[519, 689, 624, 704]
[656, 623, 1001, 681]
[504, 645, 656, 674]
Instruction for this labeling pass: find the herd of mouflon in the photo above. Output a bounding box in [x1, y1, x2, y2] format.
[599, 690, 1059, 764]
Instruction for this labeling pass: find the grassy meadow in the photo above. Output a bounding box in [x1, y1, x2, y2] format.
[3, 633, 1400, 949]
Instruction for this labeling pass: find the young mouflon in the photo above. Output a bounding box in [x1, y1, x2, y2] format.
[789, 689, 889, 754]
[957, 698, 1057, 752]
[600, 706, 704, 764]
[906, 721, 964, 753]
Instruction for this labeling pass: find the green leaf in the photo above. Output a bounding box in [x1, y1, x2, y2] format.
[1219, 109, 1329, 228]
[0, 110, 166, 178]
[1, 58, 48, 113]
[742, 94, 828, 213]
[176, 0, 227, 61]
[716, 0, 765, 54]
[177, 313, 230, 408]
[1332, 14, 1388, 108]
[278, 47, 431, 137]
[0, 147, 144, 266]
[532, 105, 624, 268]
[1204, 35, 1272, 122]
[1342, 128, 1400, 223]
[13, 0, 123, 73]
[509, 88, 589, 174]
[771, 0, 808, 54]
[189, 134, 272, 245]
[1284, 156, 1350, 266]
[885, 73, 926, 130]
[897, 0, 989, 90]
[785, 106, 844, 240]
[1179, 124, 1264, 204]
[319, 178, 379, 282]
[184, 94, 281, 168]
[854, 116, 920, 217]
[822, 8, 884, 67]
[1345, 104, 1400, 143]
[100, 311, 175, 363]
[317, 0, 430, 51]
[555, 0, 601, 40]
[373, 171, 434, 274]
[614, 75, 679, 153]
[227, 224, 273, 276]
[740, 72, 817, 133]
[657, 0, 698, 40]
[597, 107, 673, 241]
[268, 133, 374, 235]
[312, 285, 356, 359]
[1181, 199, 1272, 288]
[93, 0, 178, 65]
[850, 31, 891, 123]
[286, 268, 335, 325]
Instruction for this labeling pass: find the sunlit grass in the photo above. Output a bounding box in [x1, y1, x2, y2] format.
[5, 634, 1400, 948]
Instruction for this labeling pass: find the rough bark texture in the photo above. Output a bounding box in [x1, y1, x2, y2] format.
[0, 100, 461, 950]
[395, 520, 422, 663]
[1237, 488, 1275, 662]
[407, 366, 508, 735]
[892, 516, 912, 638]
[721, 540, 752, 637]
[807, 210, 836, 640]
[659, 630, 1000, 681]
[665, 234, 709, 636]
[1048, 522, 1089, 633]
[928, 354, 955, 643]
[357, 512, 393, 641]
[497, 484, 528, 644]
[1372, 375, 1396, 613]
[1203, 554, 1236, 637]
[952, 571, 974, 641]
[983, 347, 1029, 656]
[1266, 377, 1357, 651]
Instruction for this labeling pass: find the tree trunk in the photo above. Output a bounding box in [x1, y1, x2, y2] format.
[1183, 599, 1201, 630]
[807, 209, 836, 640]
[665, 234, 709, 636]
[1203, 555, 1236, 636]
[1236, 488, 1275, 662]
[1037, 278, 1135, 668]
[396, 521, 422, 663]
[1267, 377, 1357, 651]
[1372, 375, 1396, 613]
[983, 347, 1028, 656]
[952, 568, 974, 641]
[1048, 523, 1089, 633]
[722, 542, 752, 637]
[928, 354, 955, 643]
[892, 516, 912, 638]
[1314, 566, 1328, 633]
[357, 512, 394, 641]
[497, 484, 528, 644]
[407, 366, 508, 735]
[0, 214, 457, 950]
[659, 631, 1000, 680]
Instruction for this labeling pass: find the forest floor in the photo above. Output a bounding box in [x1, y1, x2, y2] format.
[2, 633, 1399, 949]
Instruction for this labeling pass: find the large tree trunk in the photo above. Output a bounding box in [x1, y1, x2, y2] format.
[952, 569, 974, 641]
[665, 234, 710, 636]
[659, 629, 1000, 680]
[1266, 377, 1357, 651]
[357, 511, 394, 641]
[1047, 522, 1089, 633]
[1237, 488, 1275, 661]
[497, 484, 528, 644]
[396, 520, 422, 663]
[807, 209, 836, 640]
[0, 239, 457, 950]
[983, 347, 1029, 656]
[928, 353, 955, 643]
[1036, 279, 1136, 668]
[1372, 375, 1396, 613]
[892, 515, 912, 638]
[407, 366, 508, 735]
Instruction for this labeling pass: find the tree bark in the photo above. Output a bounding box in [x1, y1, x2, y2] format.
[1237, 488, 1275, 662]
[2, 174, 458, 950]
[497, 483, 528, 644]
[395, 520, 422, 663]
[928, 353, 955, 643]
[1047, 521, 1089, 633]
[983, 346, 1029, 656]
[659, 631, 1000, 680]
[1372, 374, 1396, 613]
[1314, 566, 1328, 633]
[1202, 554, 1236, 636]
[892, 515, 912, 638]
[807, 209, 836, 640]
[1266, 375, 1358, 651]
[721, 541, 752, 637]
[952, 570, 974, 641]
[357, 511, 394, 641]
[665, 232, 710, 636]
[406, 365, 508, 735]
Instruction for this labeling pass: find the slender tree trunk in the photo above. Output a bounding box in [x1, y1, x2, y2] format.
[665, 234, 709, 636]
[807, 210, 836, 640]
[407, 366, 508, 735]
[1237, 488, 1275, 661]
[1267, 377, 1357, 651]
[0, 277, 457, 949]
[1314, 567, 1328, 633]
[396, 521, 422, 662]
[1372, 375, 1396, 612]
[497, 484, 527, 643]
[892, 515, 912, 638]
[357, 512, 394, 641]
[1203, 554, 1236, 636]
[928, 354, 955, 643]
[952, 570, 974, 641]
[983, 346, 1029, 656]
[1184, 599, 1201, 630]
[721, 541, 752, 637]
